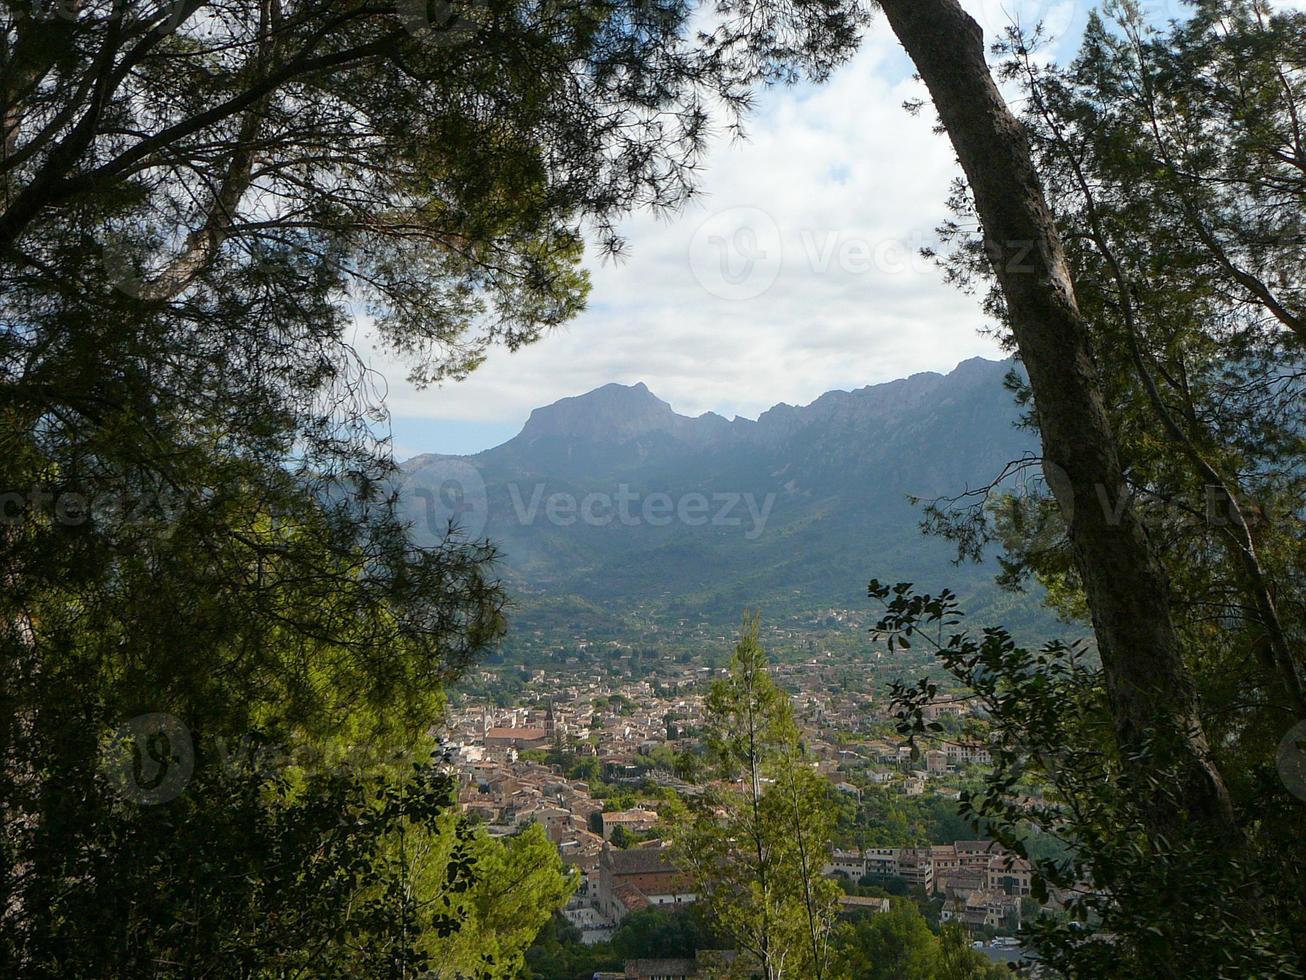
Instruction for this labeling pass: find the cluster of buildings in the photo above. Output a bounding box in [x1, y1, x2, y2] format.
[450, 678, 712, 765]
[596, 843, 696, 923]
[442, 702, 695, 940]
[827, 840, 1034, 931]
[437, 661, 1025, 948]
[448, 658, 993, 794]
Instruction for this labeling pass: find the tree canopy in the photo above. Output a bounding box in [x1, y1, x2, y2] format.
[0, 1, 866, 971]
[868, 9, 1306, 976]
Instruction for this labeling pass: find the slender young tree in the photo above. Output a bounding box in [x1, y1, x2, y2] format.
[671, 619, 842, 980]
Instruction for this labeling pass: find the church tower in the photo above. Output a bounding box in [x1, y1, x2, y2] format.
[544, 703, 557, 737]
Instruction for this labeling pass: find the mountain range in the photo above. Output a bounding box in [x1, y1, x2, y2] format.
[399, 357, 1051, 653]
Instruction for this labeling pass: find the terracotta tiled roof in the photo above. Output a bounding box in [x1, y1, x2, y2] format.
[613, 881, 650, 912]
[486, 727, 548, 739]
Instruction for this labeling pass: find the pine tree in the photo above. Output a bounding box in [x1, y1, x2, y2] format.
[670, 619, 843, 980]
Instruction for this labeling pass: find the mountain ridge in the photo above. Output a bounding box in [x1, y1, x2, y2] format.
[402, 355, 1021, 466]
[399, 357, 1051, 653]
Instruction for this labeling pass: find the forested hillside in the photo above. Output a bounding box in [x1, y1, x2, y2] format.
[401, 357, 1054, 646]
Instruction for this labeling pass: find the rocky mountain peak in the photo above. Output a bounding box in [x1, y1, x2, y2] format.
[516, 382, 683, 443]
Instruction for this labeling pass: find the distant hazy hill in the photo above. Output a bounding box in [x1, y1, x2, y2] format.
[400, 357, 1052, 649]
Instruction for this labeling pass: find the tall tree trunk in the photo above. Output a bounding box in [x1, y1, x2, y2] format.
[742, 663, 776, 980]
[877, 0, 1240, 844]
[781, 761, 826, 980]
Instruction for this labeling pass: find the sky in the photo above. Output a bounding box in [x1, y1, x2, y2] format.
[355, 1, 1200, 458]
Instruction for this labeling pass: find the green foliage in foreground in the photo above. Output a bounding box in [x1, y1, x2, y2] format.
[909, 2, 1306, 976]
[878, 581, 1306, 978]
[4, 749, 572, 977]
[524, 906, 719, 980]
[836, 901, 1007, 980]
[1, 0, 864, 973]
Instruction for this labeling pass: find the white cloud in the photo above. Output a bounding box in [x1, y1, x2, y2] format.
[365, 21, 987, 438]
[361, 1, 1273, 451]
